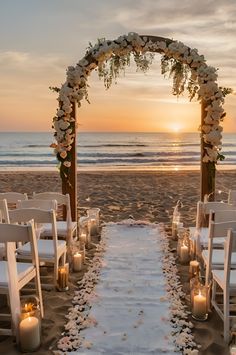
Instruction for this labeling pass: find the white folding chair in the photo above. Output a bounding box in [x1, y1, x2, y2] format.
[16, 199, 57, 239]
[189, 201, 236, 254]
[201, 218, 236, 286]
[211, 229, 236, 343]
[196, 201, 234, 228]
[0, 221, 43, 337]
[9, 208, 67, 287]
[0, 192, 28, 209]
[32, 192, 77, 244]
[0, 199, 10, 259]
[17, 199, 57, 211]
[213, 209, 236, 223]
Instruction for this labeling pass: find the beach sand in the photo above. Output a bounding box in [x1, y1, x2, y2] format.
[0, 169, 235, 354]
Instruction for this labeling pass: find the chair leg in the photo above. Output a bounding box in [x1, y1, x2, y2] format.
[62, 251, 66, 265]
[35, 274, 44, 319]
[224, 288, 230, 343]
[54, 260, 59, 287]
[205, 263, 211, 287]
[212, 279, 216, 304]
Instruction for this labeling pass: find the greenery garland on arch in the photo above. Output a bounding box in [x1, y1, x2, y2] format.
[51, 33, 228, 183]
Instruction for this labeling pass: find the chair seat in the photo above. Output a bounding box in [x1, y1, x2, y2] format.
[202, 249, 236, 267]
[189, 227, 225, 248]
[212, 269, 236, 288]
[0, 261, 34, 286]
[40, 221, 77, 237]
[17, 239, 66, 259]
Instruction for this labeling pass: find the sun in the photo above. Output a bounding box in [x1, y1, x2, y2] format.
[170, 124, 181, 133]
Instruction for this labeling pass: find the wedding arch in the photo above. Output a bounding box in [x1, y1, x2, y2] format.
[51, 33, 226, 221]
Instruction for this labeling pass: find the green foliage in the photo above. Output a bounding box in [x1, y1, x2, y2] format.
[49, 86, 60, 93]
[98, 54, 131, 90]
[217, 152, 225, 161]
[97, 52, 155, 90]
[219, 87, 233, 97]
[161, 55, 199, 99]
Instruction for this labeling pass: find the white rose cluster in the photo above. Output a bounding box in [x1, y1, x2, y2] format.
[52, 33, 225, 178]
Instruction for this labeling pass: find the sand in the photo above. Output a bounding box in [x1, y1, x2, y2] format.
[0, 169, 235, 354]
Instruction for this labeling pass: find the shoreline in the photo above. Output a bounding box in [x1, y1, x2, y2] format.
[0, 165, 235, 173]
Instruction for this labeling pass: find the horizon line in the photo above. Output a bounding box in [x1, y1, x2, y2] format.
[0, 130, 236, 134]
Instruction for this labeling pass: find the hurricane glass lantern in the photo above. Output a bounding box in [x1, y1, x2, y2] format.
[87, 208, 100, 236]
[19, 296, 41, 352]
[189, 260, 200, 279]
[230, 331, 236, 354]
[177, 233, 190, 264]
[57, 263, 69, 291]
[191, 283, 208, 321]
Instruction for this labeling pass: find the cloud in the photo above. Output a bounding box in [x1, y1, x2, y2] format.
[0, 51, 67, 73]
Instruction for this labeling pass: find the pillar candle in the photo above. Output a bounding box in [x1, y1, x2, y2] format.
[180, 244, 189, 263]
[189, 260, 200, 278]
[58, 266, 68, 290]
[19, 316, 40, 351]
[73, 252, 82, 271]
[193, 291, 207, 319]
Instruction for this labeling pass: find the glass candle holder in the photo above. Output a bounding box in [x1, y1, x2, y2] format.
[190, 274, 200, 305]
[79, 243, 86, 263]
[230, 331, 236, 354]
[79, 231, 87, 249]
[189, 260, 200, 279]
[189, 238, 196, 260]
[89, 218, 97, 236]
[73, 252, 82, 272]
[57, 263, 69, 291]
[19, 296, 41, 352]
[87, 208, 100, 236]
[191, 284, 208, 321]
[177, 235, 190, 264]
[172, 210, 180, 240]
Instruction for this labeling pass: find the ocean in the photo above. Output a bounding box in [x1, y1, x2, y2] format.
[0, 131, 235, 171]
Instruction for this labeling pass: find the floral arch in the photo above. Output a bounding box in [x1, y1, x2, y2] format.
[51, 33, 226, 220]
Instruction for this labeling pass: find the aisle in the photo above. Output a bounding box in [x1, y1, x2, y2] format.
[73, 223, 180, 354]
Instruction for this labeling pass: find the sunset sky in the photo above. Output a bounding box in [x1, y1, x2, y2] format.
[0, 0, 236, 133]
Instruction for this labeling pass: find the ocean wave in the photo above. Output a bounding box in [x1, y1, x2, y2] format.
[22, 144, 51, 148]
[80, 143, 147, 148]
[0, 152, 53, 157]
[0, 160, 57, 166]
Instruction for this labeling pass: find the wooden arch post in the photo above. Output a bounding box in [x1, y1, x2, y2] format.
[200, 100, 215, 201]
[62, 101, 77, 221]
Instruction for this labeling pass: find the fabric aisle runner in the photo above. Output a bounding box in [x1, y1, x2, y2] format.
[74, 223, 179, 354]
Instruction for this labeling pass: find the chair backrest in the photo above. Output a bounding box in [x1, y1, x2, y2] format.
[9, 208, 58, 255]
[208, 219, 236, 239]
[0, 192, 28, 208]
[210, 209, 236, 223]
[196, 201, 234, 228]
[224, 229, 236, 287]
[0, 221, 40, 332]
[33, 192, 71, 223]
[228, 190, 236, 206]
[0, 199, 10, 223]
[17, 199, 57, 211]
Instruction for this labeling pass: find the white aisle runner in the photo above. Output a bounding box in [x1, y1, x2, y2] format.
[73, 223, 181, 355]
